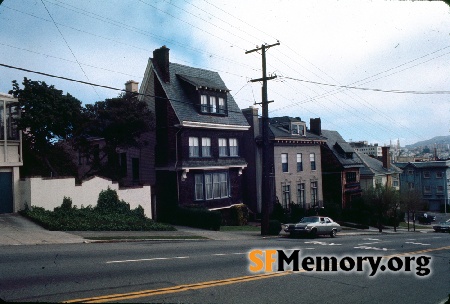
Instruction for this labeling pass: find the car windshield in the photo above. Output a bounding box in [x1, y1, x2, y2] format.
[299, 217, 320, 223]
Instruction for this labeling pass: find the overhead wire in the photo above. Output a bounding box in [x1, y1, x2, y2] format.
[0, 63, 252, 117]
[39, 0, 100, 99]
[1, 1, 448, 143]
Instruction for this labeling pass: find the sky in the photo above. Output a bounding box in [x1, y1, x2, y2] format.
[0, 0, 449, 146]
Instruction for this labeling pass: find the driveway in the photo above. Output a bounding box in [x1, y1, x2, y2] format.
[0, 213, 85, 246]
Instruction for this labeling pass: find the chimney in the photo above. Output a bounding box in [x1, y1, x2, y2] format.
[310, 118, 321, 136]
[242, 107, 260, 137]
[153, 45, 170, 83]
[125, 80, 139, 95]
[382, 146, 391, 170]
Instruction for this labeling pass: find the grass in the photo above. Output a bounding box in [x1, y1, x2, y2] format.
[398, 222, 432, 229]
[220, 225, 261, 232]
[85, 235, 208, 241]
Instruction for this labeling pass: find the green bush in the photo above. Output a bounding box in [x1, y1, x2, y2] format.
[95, 187, 131, 214]
[268, 220, 282, 235]
[20, 193, 175, 231]
[224, 204, 249, 226]
[174, 207, 221, 231]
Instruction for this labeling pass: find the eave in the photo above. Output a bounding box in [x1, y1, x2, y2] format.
[176, 121, 250, 131]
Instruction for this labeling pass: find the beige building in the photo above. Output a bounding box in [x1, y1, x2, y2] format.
[0, 92, 22, 213]
[242, 109, 326, 214]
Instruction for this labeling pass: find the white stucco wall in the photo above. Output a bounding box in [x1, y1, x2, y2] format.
[19, 176, 152, 218]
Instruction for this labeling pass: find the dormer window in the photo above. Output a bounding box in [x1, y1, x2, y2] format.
[200, 93, 227, 115]
[291, 123, 305, 136]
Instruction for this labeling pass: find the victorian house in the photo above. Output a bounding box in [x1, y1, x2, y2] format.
[357, 146, 402, 191]
[140, 46, 250, 219]
[242, 109, 326, 214]
[309, 119, 363, 209]
[395, 160, 450, 212]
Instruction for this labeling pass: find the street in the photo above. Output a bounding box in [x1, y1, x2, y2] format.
[0, 233, 449, 303]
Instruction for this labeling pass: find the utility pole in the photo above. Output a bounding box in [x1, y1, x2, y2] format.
[246, 42, 279, 235]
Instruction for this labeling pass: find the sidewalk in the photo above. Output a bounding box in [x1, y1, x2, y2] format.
[0, 214, 435, 246]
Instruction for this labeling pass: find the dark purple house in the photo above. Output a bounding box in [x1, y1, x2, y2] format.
[140, 46, 250, 219]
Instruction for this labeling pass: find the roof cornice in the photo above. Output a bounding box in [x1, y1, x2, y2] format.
[177, 121, 250, 131]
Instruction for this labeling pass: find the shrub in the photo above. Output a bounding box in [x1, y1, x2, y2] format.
[174, 207, 221, 231]
[21, 195, 175, 231]
[95, 187, 130, 214]
[61, 197, 73, 210]
[223, 204, 249, 226]
[268, 220, 282, 235]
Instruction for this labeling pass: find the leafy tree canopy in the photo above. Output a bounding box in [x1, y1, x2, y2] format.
[9, 78, 154, 180]
[10, 78, 83, 152]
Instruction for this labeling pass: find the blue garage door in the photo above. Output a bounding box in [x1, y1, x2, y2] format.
[0, 172, 13, 213]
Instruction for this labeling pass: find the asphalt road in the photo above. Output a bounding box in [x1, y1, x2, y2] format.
[0, 233, 449, 303]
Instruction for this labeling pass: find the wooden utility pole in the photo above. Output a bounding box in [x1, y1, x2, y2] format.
[246, 42, 279, 235]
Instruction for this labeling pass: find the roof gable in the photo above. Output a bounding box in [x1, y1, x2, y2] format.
[148, 59, 249, 129]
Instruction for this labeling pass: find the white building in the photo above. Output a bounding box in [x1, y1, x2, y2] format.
[0, 92, 22, 213]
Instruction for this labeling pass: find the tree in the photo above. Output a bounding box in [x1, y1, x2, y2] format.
[400, 188, 425, 231]
[9, 78, 83, 177]
[362, 184, 400, 232]
[76, 92, 154, 181]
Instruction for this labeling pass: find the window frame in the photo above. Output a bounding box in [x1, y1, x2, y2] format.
[218, 138, 228, 157]
[199, 92, 227, 115]
[229, 138, 238, 157]
[346, 172, 357, 183]
[189, 137, 200, 157]
[310, 153, 316, 171]
[281, 153, 288, 173]
[296, 153, 303, 172]
[297, 183, 305, 206]
[281, 182, 291, 209]
[201, 137, 211, 157]
[311, 181, 318, 205]
[194, 172, 230, 201]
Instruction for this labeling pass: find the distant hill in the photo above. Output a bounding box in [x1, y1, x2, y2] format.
[406, 135, 450, 148]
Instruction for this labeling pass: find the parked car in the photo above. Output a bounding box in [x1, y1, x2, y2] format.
[432, 219, 450, 232]
[284, 216, 341, 238]
[416, 213, 436, 224]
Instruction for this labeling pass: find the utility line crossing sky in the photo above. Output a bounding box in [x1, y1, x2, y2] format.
[1, 0, 449, 146]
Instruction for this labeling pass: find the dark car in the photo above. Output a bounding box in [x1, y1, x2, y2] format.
[432, 219, 450, 232]
[416, 213, 436, 224]
[283, 216, 341, 238]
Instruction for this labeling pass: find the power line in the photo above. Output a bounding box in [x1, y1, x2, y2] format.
[279, 76, 450, 94]
[40, 0, 100, 98]
[0, 62, 251, 117]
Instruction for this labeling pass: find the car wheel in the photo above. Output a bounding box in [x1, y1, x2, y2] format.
[330, 229, 337, 238]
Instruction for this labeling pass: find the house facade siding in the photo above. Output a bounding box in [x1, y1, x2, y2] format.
[395, 161, 450, 211]
[142, 46, 249, 219]
[273, 144, 323, 210]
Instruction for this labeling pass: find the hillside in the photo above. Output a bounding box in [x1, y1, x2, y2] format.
[406, 135, 450, 148]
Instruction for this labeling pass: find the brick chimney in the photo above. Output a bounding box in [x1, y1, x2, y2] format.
[125, 80, 139, 94]
[153, 46, 170, 83]
[382, 146, 391, 170]
[310, 118, 321, 136]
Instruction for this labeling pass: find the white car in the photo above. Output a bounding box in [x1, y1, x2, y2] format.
[284, 216, 341, 238]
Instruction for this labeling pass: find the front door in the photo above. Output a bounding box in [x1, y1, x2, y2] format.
[0, 172, 13, 213]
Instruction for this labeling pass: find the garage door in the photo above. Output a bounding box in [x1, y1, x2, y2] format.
[0, 172, 13, 213]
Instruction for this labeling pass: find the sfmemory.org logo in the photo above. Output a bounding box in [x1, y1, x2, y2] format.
[248, 249, 432, 277]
